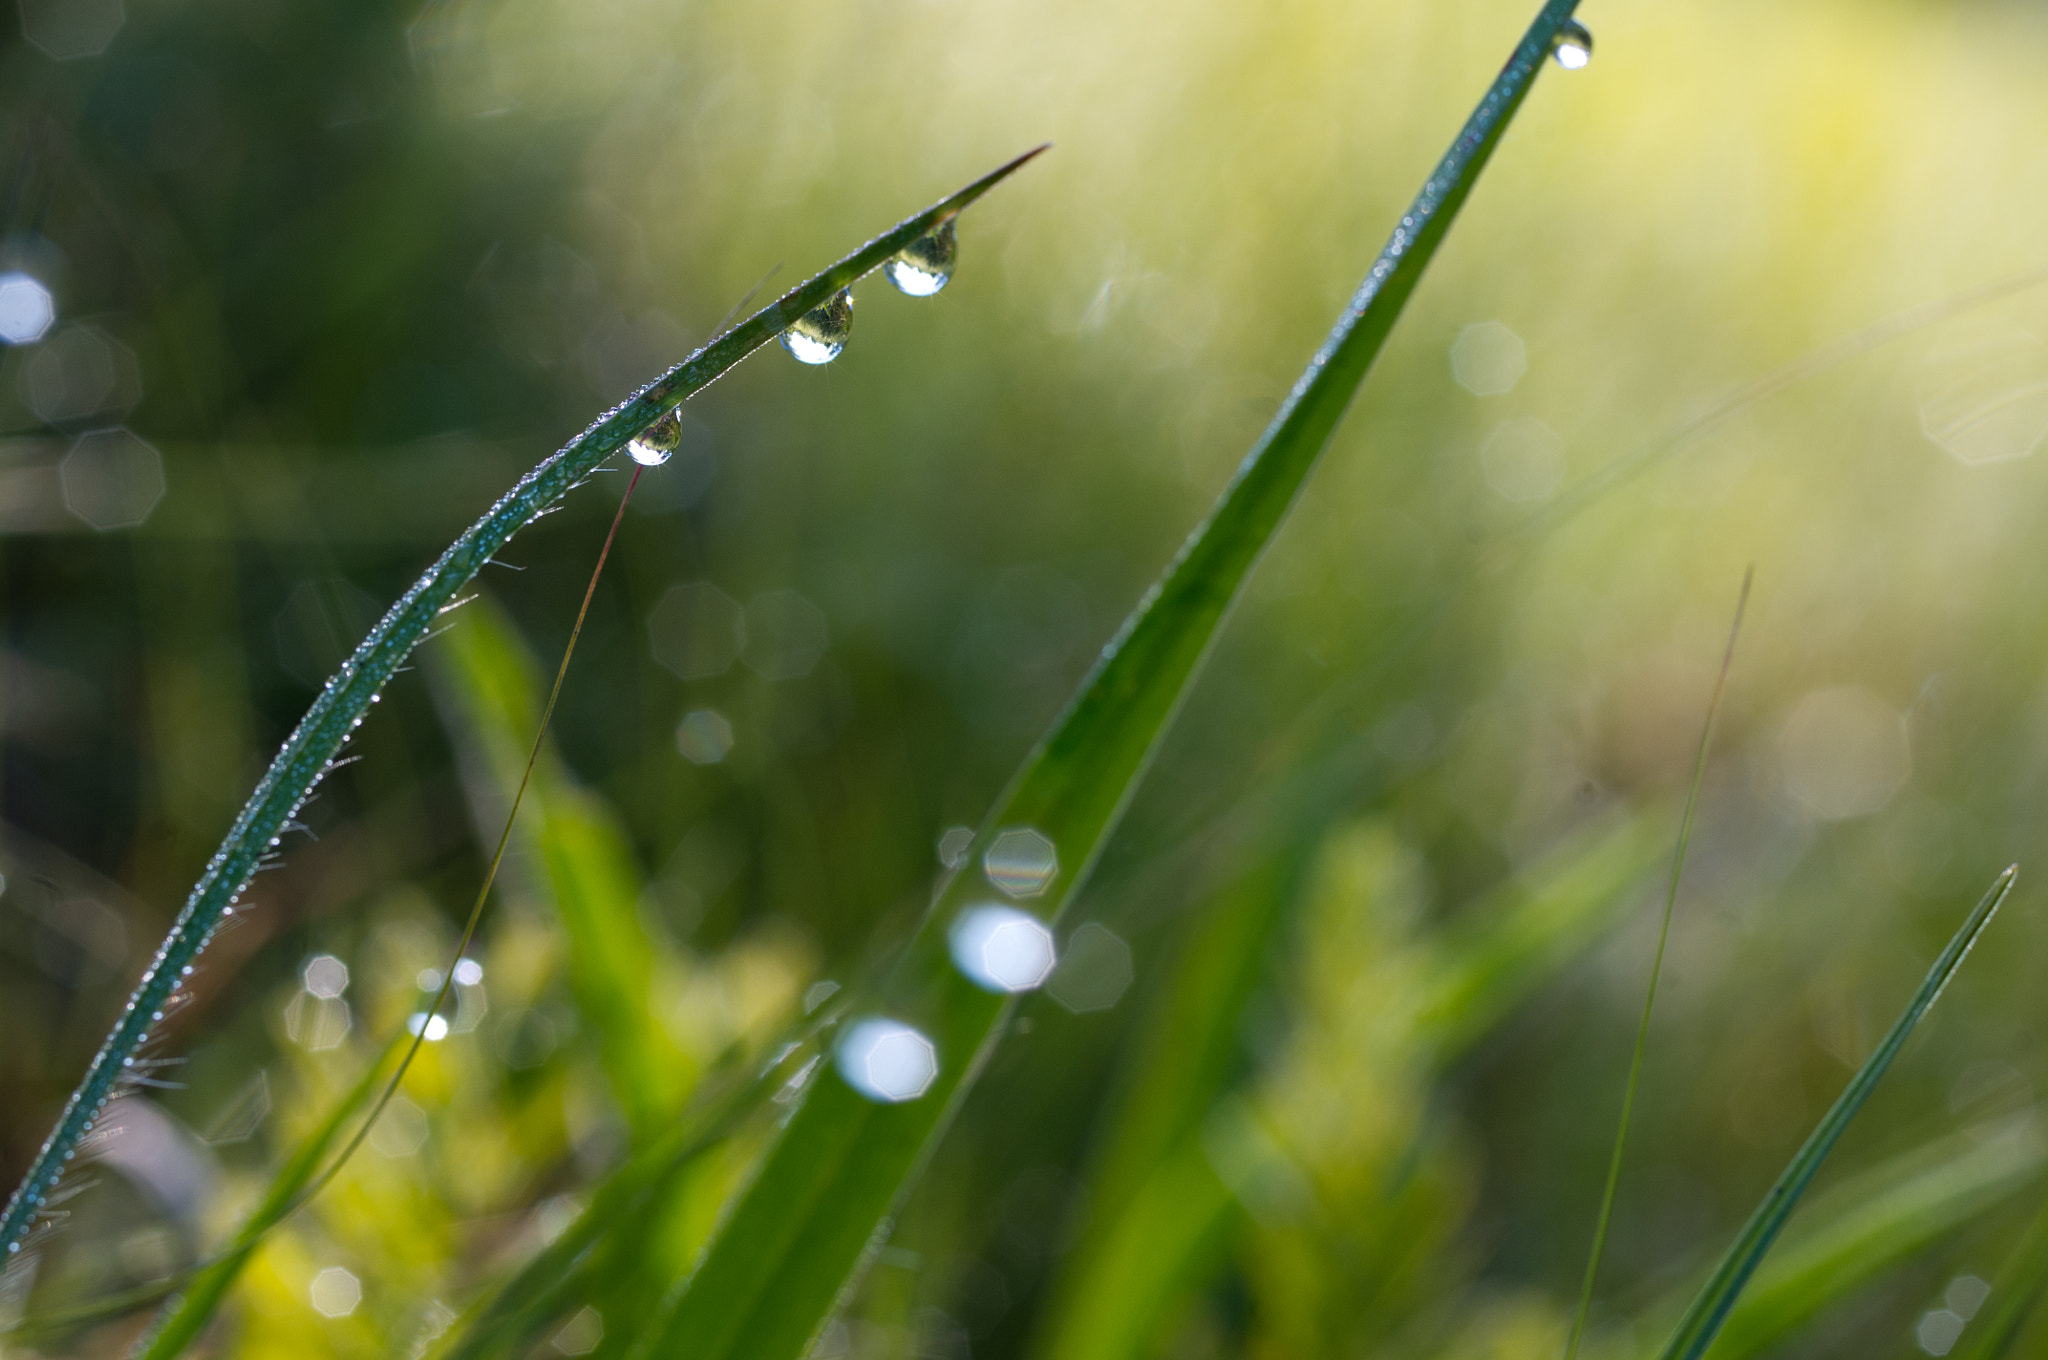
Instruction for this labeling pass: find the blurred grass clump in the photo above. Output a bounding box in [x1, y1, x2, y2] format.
[8, 0, 2048, 1356]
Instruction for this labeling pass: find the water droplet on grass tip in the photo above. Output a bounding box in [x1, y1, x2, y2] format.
[780, 288, 853, 365]
[1550, 20, 1593, 69]
[628, 409, 684, 467]
[884, 218, 957, 297]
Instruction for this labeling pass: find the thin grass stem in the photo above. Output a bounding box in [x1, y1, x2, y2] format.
[1563, 567, 1752, 1360]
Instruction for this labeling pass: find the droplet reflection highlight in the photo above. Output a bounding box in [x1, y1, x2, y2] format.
[949, 904, 1057, 993]
[1550, 20, 1593, 69]
[780, 288, 853, 365]
[836, 1017, 938, 1102]
[884, 219, 957, 297]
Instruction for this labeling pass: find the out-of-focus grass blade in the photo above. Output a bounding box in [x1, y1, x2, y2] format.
[1952, 1189, 2048, 1360]
[1650, 866, 2016, 1360]
[432, 1039, 814, 1360]
[434, 600, 689, 1135]
[132, 1038, 403, 1360]
[1030, 811, 1662, 1360]
[626, 7, 1588, 1359]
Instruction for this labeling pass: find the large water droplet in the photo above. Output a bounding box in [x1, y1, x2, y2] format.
[836, 1017, 938, 1102]
[1550, 20, 1593, 69]
[950, 904, 1057, 994]
[780, 288, 853, 365]
[883, 219, 957, 298]
[629, 409, 684, 466]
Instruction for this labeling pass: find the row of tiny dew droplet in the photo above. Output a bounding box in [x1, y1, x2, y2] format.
[624, 218, 960, 467]
[622, 16, 1599, 1100]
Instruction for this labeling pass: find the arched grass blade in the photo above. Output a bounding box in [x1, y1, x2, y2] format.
[1651, 865, 2017, 1360]
[0, 144, 1046, 1262]
[625, 6, 1587, 1360]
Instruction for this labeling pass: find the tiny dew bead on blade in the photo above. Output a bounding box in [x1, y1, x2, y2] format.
[1550, 19, 1593, 69]
[780, 287, 853, 365]
[628, 408, 684, 467]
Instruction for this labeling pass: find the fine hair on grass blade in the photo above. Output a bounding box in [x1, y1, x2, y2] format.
[1563, 567, 1752, 1360]
[1651, 865, 2018, 1360]
[625, 6, 1588, 1359]
[0, 145, 1047, 1263]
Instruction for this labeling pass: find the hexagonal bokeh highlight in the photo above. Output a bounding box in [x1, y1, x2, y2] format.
[367, 1094, 429, 1157]
[1449, 321, 1527, 396]
[21, 324, 142, 425]
[835, 1017, 938, 1103]
[19, 0, 125, 60]
[0, 273, 55, 345]
[983, 827, 1058, 899]
[309, 1265, 362, 1318]
[1778, 685, 1909, 820]
[553, 1306, 605, 1357]
[1918, 330, 2048, 465]
[1047, 923, 1132, 1014]
[1479, 417, 1566, 503]
[302, 954, 349, 1000]
[741, 588, 829, 681]
[948, 904, 1057, 994]
[648, 582, 746, 680]
[60, 428, 165, 529]
[674, 708, 735, 764]
[936, 826, 974, 869]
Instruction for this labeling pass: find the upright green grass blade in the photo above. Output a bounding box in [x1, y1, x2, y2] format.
[0, 145, 1046, 1262]
[628, 7, 1586, 1359]
[132, 1038, 405, 1360]
[1650, 866, 2016, 1360]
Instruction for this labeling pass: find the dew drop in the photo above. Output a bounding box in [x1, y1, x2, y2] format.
[628, 409, 683, 467]
[1550, 20, 1593, 69]
[949, 904, 1057, 994]
[780, 288, 853, 365]
[835, 1017, 938, 1102]
[883, 218, 957, 298]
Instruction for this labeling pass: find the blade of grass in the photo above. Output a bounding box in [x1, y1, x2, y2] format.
[1703, 1114, 2044, 1359]
[0, 144, 1047, 1262]
[1564, 568, 1752, 1360]
[1650, 865, 2017, 1360]
[130, 1037, 405, 1360]
[626, 8, 1588, 1359]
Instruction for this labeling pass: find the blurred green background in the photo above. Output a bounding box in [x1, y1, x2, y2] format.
[8, 0, 2048, 1355]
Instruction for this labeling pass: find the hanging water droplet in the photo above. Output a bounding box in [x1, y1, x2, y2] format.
[628, 409, 683, 467]
[883, 218, 957, 298]
[835, 1017, 938, 1102]
[780, 288, 853, 365]
[1550, 20, 1593, 69]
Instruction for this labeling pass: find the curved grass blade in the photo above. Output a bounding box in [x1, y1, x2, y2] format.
[1564, 569, 1751, 1360]
[1651, 865, 2017, 1360]
[131, 1037, 404, 1360]
[0, 144, 1048, 1261]
[626, 7, 1588, 1359]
